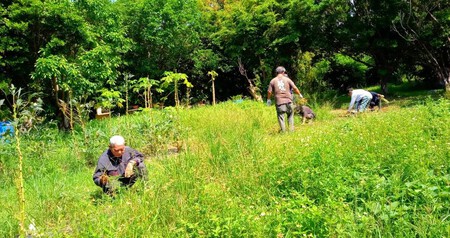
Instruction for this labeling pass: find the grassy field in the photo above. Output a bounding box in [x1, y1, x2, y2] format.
[1, 86, 449, 237]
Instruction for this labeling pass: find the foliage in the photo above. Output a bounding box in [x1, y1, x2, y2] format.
[392, 0, 450, 89]
[207, 70, 218, 105]
[207, 0, 292, 84]
[1, 84, 44, 132]
[1, 87, 449, 237]
[119, 0, 203, 76]
[95, 88, 124, 110]
[33, 55, 88, 95]
[161, 71, 192, 107]
[295, 51, 331, 93]
[323, 53, 372, 91]
[2, 0, 450, 120]
[131, 77, 163, 108]
[3, 0, 130, 123]
[1, 84, 43, 237]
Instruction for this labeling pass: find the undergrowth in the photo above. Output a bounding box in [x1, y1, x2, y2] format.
[0, 93, 449, 237]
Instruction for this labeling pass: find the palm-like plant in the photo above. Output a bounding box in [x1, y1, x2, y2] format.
[207, 70, 218, 105]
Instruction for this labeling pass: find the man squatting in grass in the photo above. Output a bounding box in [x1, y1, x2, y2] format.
[347, 88, 373, 113]
[267, 66, 303, 132]
[93, 135, 147, 194]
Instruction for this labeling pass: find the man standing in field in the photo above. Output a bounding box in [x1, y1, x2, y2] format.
[93, 135, 147, 194]
[347, 88, 373, 113]
[267, 66, 303, 132]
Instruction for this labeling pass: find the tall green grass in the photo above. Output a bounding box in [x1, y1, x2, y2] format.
[1, 96, 449, 237]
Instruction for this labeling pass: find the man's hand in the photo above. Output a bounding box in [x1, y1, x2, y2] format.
[99, 174, 109, 186]
[266, 99, 272, 106]
[297, 98, 307, 105]
[125, 160, 137, 178]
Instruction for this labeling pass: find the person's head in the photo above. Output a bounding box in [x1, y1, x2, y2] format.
[276, 66, 286, 75]
[109, 135, 126, 157]
[347, 87, 354, 96]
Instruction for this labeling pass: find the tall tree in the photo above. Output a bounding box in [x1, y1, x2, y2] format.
[347, 0, 407, 92]
[285, 0, 406, 93]
[393, 0, 450, 91]
[119, 0, 202, 75]
[0, 0, 129, 126]
[205, 0, 292, 100]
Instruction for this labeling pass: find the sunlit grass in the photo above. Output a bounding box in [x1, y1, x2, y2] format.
[1, 91, 449, 237]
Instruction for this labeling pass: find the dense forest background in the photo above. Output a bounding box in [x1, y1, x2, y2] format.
[1, 0, 449, 124]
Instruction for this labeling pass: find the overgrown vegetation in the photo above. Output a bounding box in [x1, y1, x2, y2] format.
[1, 87, 449, 237]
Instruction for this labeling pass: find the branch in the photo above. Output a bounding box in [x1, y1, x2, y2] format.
[426, 7, 450, 43]
[346, 54, 375, 68]
[238, 58, 254, 86]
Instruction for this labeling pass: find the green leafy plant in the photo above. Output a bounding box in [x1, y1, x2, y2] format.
[161, 71, 192, 107]
[1, 84, 43, 237]
[132, 77, 163, 109]
[95, 88, 124, 112]
[207, 70, 218, 106]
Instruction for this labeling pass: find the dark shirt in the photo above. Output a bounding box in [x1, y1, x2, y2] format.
[370, 92, 380, 106]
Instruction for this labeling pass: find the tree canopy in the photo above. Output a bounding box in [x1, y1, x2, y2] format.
[1, 0, 449, 122]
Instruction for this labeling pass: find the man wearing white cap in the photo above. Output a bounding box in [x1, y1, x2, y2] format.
[93, 135, 147, 194]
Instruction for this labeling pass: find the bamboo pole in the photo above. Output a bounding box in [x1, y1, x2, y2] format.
[13, 99, 26, 237]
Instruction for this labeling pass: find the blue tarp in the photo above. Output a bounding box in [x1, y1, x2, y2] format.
[0, 121, 14, 138]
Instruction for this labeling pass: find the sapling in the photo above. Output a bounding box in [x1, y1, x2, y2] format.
[1, 84, 43, 237]
[123, 73, 134, 114]
[161, 71, 192, 108]
[207, 70, 218, 106]
[66, 95, 94, 159]
[130, 76, 163, 112]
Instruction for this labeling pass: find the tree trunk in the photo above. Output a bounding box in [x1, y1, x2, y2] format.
[445, 74, 450, 92]
[51, 77, 70, 129]
[212, 80, 216, 105]
[247, 85, 262, 102]
[238, 59, 263, 102]
[174, 80, 179, 107]
[380, 81, 388, 95]
[148, 87, 153, 108]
